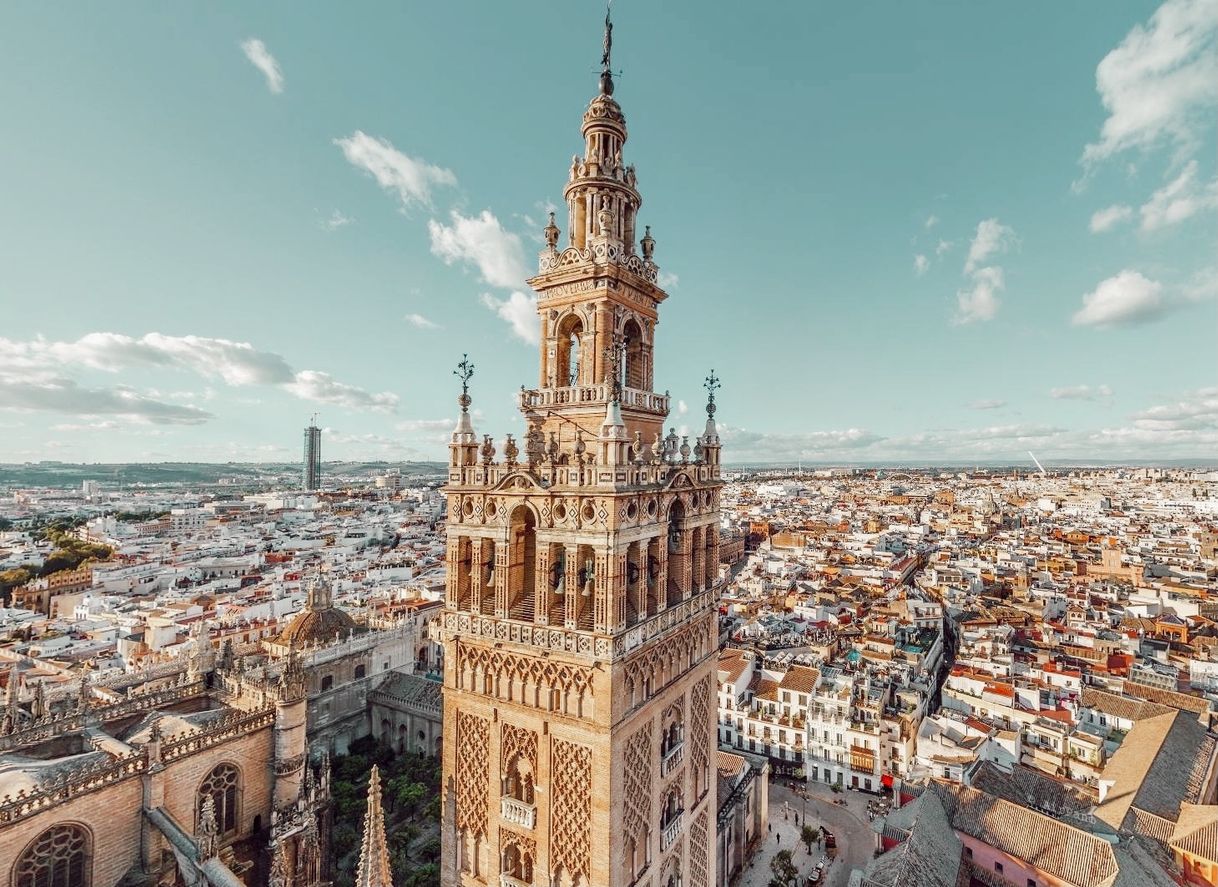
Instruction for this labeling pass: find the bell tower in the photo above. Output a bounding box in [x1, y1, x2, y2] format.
[523, 9, 669, 453]
[438, 12, 722, 887]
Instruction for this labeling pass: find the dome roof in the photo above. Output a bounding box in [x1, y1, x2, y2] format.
[275, 605, 357, 647]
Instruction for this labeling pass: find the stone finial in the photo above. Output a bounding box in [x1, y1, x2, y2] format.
[544, 211, 560, 250]
[641, 225, 655, 261]
[355, 766, 393, 887]
[197, 794, 219, 861]
[480, 435, 496, 465]
[504, 434, 519, 467]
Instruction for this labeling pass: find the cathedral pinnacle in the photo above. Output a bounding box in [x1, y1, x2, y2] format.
[453, 353, 476, 437]
[355, 765, 394, 887]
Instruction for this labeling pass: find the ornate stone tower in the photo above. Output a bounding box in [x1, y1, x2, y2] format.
[437, 13, 723, 887]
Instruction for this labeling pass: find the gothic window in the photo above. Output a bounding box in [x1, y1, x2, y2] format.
[198, 763, 240, 837]
[355, 664, 366, 679]
[503, 753, 535, 804]
[14, 823, 90, 887]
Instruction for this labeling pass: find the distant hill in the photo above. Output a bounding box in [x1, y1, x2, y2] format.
[0, 461, 446, 489]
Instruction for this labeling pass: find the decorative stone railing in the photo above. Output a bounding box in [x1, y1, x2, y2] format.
[447, 456, 720, 492]
[500, 797, 537, 829]
[660, 811, 684, 851]
[536, 242, 658, 284]
[500, 874, 532, 887]
[0, 748, 147, 825]
[435, 586, 716, 662]
[519, 385, 669, 415]
[660, 742, 685, 778]
[0, 676, 206, 753]
[160, 707, 276, 762]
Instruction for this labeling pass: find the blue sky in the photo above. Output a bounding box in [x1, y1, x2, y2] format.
[0, 1, 1214, 464]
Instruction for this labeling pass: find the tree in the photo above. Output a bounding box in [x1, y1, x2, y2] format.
[801, 824, 819, 854]
[770, 849, 799, 887]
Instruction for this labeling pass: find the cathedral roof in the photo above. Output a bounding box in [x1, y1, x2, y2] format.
[274, 605, 358, 647]
[273, 574, 360, 647]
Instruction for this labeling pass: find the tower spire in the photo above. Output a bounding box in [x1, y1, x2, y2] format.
[356, 765, 393, 887]
[600, 2, 615, 95]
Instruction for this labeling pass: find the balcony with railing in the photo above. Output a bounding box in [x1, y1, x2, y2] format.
[660, 741, 685, 777]
[501, 797, 537, 829]
[501, 874, 531, 887]
[661, 811, 684, 851]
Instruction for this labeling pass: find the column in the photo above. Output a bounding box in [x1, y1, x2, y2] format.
[470, 538, 485, 615]
[563, 545, 580, 630]
[707, 524, 720, 589]
[594, 551, 611, 633]
[691, 527, 705, 593]
[654, 533, 669, 612]
[445, 536, 461, 607]
[494, 535, 509, 619]
[534, 543, 552, 625]
[631, 540, 648, 621]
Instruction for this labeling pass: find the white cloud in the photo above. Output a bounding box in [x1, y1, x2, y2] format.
[718, 425, 886, 461]
[0, 377, 212, 425]
[954, 266, 1004, 325]
[321, 210, 354, 230]
[952, 219, 1017, 324]
[1139, 160, 1218, 230]
[429, 210, 528, 289]
[283, 371, 397, 412]
[677, 400, 689, 415]
[925, 214, 939, 229]
[964, 219, 1017, 274]
[240, 38, 284, 94]
[1082, 0, 1218, 167]
[1051, 384, 1114, 401]
[480, 292, 539, 344]
[969, 399, 1006, 410]
[935, 239, 953, 256]
[0, 332, 397, 413]
[335, 131, 456, 210]
[658, 271, 680, 290]
[1089, 204, 1134, 232]
[914, 254, 930, 276]
[404, 313, 439, 329]
[1072, 270, 1166, 327]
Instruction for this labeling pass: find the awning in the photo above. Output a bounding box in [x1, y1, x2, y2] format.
[881, 774, 894, 788]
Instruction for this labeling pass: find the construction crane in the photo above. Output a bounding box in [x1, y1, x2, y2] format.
[1027, 451, 1046, 475]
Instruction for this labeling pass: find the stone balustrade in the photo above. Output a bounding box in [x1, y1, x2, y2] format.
[500, 796, 537, 829]
[660, 811, 684, 851]
[518, 384, 669, 415]
[435, 586, 716, 662]
[501, 874, 532, 887]
[660, 741, 685, 777]
[447, 455, 720, 491]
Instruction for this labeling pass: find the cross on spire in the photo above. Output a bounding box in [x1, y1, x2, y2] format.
[704, 370, 721, 405]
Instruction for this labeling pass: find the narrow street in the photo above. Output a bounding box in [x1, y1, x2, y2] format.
[735, 778, 874, 887]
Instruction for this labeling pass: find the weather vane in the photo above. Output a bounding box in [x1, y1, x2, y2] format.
[704, 370, 721, 416]
[601, 2, 614, 71]
[454, 354, 474, 399]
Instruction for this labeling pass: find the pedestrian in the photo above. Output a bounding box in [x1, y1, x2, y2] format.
[768, 823, 772, 834]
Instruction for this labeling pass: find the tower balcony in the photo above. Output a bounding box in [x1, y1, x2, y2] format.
[500, 797, 537, 829]
[660, 741, 685, 777]
[519, 384, 669, 416]
[501, 875, 531, 887]
[660, 811, 684, 851]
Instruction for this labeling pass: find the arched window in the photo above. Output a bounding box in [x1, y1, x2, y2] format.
[320, 674, 333, 692]
[354, 664, 366, 680]
[14, 823, 91, 887]
[622, 318, 645, 389]
[199, 763, 240, 837]
[555, 314, 584, 387]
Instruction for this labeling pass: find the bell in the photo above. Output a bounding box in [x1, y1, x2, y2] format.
[554, 575, 566, 597]
[582, 576, 594, 598]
